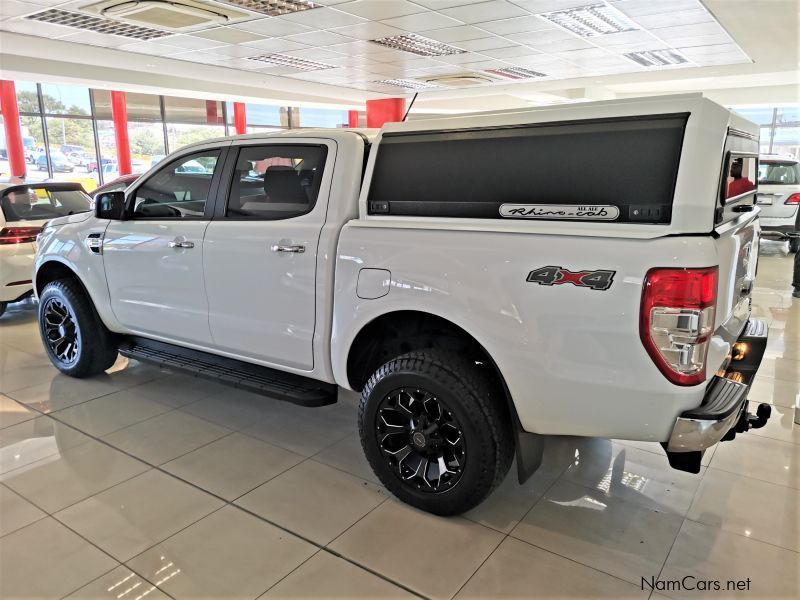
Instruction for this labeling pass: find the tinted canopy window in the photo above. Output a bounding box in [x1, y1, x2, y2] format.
[367, 114, 688, 224]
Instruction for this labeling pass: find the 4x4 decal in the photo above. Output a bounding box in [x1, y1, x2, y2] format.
[526, 266, 615, 291]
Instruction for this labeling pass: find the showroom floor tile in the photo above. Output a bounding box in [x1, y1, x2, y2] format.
[0, 245, 798, 599]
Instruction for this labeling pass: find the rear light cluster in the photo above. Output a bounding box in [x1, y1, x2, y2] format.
[785, 193, 800, 205]
[0, 226, 42, 245]
[640, 267, 718, 386]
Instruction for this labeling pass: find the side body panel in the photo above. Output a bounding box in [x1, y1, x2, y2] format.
[332, 224, 728, 443]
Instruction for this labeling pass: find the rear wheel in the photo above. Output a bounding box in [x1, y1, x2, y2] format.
[0, 302, 6, 318]
[38, 279, 118, 377]
[359, 351, 513, 515]
[789, 237, 799, 253]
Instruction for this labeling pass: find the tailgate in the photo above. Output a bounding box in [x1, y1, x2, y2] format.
[714, 211, 759, 344]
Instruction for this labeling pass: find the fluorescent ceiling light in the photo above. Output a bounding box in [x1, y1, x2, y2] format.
[247, 53, 335, 70]
[624, 49, 689, 67]
[371, 33, 465, 57]
[25, 8, 170, 40]
[485, 67, 547, 80]
[378, 79, 440, 90]
[541, 3, 638, 37]
[217, 0, 318, 17]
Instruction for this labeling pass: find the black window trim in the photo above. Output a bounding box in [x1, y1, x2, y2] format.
[212, 142, 330, 221]
[125, 146, 229, 221]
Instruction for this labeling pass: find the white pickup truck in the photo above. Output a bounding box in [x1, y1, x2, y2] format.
[33, 94, 771, 515]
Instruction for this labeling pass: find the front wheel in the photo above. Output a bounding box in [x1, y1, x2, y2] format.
[359, 351, 513, 516]
[38, 279, 118, 377]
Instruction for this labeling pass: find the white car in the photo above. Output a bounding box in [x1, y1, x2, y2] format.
[0, 182, 91, 317]
[756, 154, 800, 252]
[34, 95, 771, 515]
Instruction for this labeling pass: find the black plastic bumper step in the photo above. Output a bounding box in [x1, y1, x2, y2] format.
[119, 337, 337, 407]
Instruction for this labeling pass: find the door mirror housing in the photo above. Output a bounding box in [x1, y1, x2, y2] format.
[95, 191, 126, 220]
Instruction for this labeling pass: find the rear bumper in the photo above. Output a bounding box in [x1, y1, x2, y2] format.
[665, 318, 769, 464]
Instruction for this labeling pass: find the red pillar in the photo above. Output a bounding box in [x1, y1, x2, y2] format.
[0, 80, 26, 178]
[366, 98, 405, 128]
[233, 102, 247, 135]
[110, 91, 131, 176]
[348, 110, 359, 128]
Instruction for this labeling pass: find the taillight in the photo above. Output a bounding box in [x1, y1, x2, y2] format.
[785, 193, 800, 205]
[0, 226, 42, 244]
[640, 267, 718, 386]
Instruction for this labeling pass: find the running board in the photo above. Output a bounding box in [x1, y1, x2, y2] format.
[118, 337, 337, 407]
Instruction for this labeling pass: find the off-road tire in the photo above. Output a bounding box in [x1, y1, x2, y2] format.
[38, 279, 118, 377]
[359, 350, 514, 515]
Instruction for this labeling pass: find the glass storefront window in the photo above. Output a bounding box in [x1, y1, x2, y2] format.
[129, 121, 166, 173]
[15, 81, 40, 114]
[294, 107, 348, 128]
[93, 90, 162, 121]
[44, 116, 99, 190]
[95, 120, 118, 185]
[225, 102, 286, 128]
[164, 96, 224, 125]
[40, 84, 92, 116]
[166, 123, 226, 152]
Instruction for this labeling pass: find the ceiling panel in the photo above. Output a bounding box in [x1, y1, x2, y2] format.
[0, 0, 757, 97]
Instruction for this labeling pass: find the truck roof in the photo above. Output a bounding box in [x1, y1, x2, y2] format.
[176, 128, 379, 154]
[383, 93, 758, 138]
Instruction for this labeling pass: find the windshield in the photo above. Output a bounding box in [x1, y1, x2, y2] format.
[1, 186, 91, 222]
[758, 161, 799, 185]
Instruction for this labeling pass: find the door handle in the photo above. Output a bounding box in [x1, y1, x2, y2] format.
[270, 244, 305, 253]
[168, 240, 194, 249]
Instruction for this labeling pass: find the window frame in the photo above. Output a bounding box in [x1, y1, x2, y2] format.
[213, 142, 330, 221]
[124, 145, 229, 221]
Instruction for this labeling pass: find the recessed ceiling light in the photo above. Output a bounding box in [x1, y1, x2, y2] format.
[247, 53, 336, 70]
[485, 67, 547, 80]
[25, 8, 170, 40]
[378, 79, 441, 90]
[540, 3, 638, 37]
[624, 49, 689, 67]
[371, 33, 465, 57]
[216, 0, 318, 17]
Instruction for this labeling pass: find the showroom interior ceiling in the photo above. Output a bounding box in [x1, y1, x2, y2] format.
[0, 0, 754, 96]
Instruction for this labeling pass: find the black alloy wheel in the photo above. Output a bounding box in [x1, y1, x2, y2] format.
[376, 387, 466, 492]
[42, 297, 80, 365]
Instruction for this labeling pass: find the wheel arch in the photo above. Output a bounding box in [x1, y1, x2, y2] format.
[344, 309, 544, 484]
[35, 259, 87, 297]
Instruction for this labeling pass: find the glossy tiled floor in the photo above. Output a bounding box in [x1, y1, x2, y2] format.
[1, 242, 798, 599]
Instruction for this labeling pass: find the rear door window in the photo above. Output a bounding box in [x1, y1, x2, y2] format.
[366, 114, 688, 224]
[224, 144, 328, 220]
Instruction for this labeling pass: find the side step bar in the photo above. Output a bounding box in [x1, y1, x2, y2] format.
[119, 337, 337, 407]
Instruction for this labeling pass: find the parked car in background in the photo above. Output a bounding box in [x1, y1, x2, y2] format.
[0, 181, 91, 317]
[90, 173, 139, 197]
[757, 154, 800, 252]
[66, 151, 91, 168]
[88, 157, 114, 172]
[60, 144, 84, 156]
[100, 162, 119, 181]
[150, 154, 166, 167]
[36, 152, 74, 173]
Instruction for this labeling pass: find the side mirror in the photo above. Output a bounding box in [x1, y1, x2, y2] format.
[95, 191, 126, 220]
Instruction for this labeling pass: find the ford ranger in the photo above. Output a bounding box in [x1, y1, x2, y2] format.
[33, 94, 771, 515]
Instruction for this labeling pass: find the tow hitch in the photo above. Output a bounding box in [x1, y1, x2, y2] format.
[664, 318, 771, 474]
